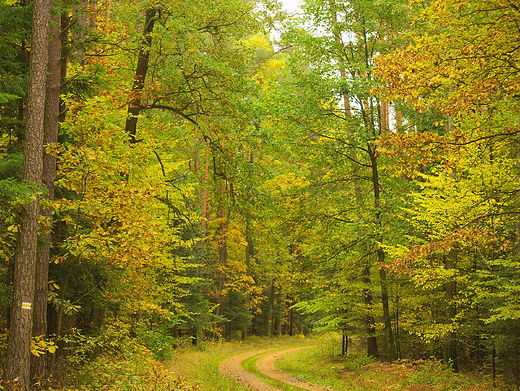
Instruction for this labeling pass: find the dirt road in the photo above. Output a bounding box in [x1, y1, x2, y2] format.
[219, 345, 331, 391]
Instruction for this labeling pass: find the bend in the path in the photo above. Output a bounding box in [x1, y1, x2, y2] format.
[255, 346, 330, 391]
[219, 348, 281, 391]
[220, 345, 331, 391]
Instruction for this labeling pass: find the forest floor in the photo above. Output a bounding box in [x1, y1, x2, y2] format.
[219, 345, 329, 391]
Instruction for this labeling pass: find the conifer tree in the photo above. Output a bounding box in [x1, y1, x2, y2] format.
[7, 0, 50, 389]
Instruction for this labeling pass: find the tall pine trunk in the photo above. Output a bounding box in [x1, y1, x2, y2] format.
[31, 5, 61, 380]
[8, 0, 50, 389]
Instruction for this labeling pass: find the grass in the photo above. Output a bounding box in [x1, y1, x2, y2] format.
[275, 334, 509, 391]
[164, 340, 249, 391]
[164, 334, 514, 391]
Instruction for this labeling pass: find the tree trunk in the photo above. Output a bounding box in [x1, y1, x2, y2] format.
[58, 12, 69, 123]
[368, 144, 397, 361]
[8, 0, 50, 389]
[379, 265, 397, 361]
[31, 5, 61, 381]
[380, 100, 389, 131]
[341, 333, 348, 356]
[74, 0, 88, 67]
[125, 8, 157, 143]
[267, 280, 275, 337]
[275, 289, 283, 337]
[288, 305, 294, 337]
[444, 250, 458, 371]
[362, 262, 379, 357]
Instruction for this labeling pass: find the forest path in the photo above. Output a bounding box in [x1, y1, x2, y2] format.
[219, 345, 331, 391]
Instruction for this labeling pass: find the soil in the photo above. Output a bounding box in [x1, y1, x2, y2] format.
[219, 345, 331, 391]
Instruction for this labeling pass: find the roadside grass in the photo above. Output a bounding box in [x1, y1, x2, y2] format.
[165, 340, 250, 391]
[276, 334, 509, 391]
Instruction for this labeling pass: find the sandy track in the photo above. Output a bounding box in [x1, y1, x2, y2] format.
[219, 345, 330, 391]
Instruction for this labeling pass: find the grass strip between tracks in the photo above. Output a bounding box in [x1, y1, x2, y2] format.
[241, 347, 311, 391]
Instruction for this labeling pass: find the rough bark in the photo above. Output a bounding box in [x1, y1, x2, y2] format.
[7, 0, 50, 389]
[31, 6, 61, 381]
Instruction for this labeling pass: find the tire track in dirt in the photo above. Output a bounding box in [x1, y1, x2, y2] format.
[219, 345, 330, 391]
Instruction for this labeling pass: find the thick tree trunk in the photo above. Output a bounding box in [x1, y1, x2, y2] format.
[8, 0, 50, 389]
[125, 9, 157, 143]
[31, 6, 61, 381]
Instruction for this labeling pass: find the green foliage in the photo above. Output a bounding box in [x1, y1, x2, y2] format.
[133, 318, 179, 360]
[0, 154, 41, 321]
[64, 335, 199, 391]
[0, 1, 30, 143]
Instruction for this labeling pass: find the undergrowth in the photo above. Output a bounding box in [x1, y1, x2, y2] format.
[276, 334, 511, 391]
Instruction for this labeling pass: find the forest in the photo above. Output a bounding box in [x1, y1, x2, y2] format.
[1, 0, 519, 389]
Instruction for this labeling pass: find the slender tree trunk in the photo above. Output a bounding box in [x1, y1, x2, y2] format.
[215, 176, 228, 335]
[444, 250, 458, 371]
[74, 0, 88, 66]
[341, 333, 348, 356]
[380, 100, 389, 131]
[275, 289, 283, 337]
[245, 216, 254, 268]
[267, 280, 275, 337]
[103, 0, 111, 37]
[379, 265, 397, 361]
[31, 5, 61, 380]
[369, 122, 397, 361]
[201, 152, 210, 232]
[394, 105, 403, 129]
[8, 0, 50, 389]
[58, 12, 69, 123]
[125, 9, 157, 142]
[394, 281, 401, 359]
[362, 262, 379, 357]
[288, 306, 294, 337]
